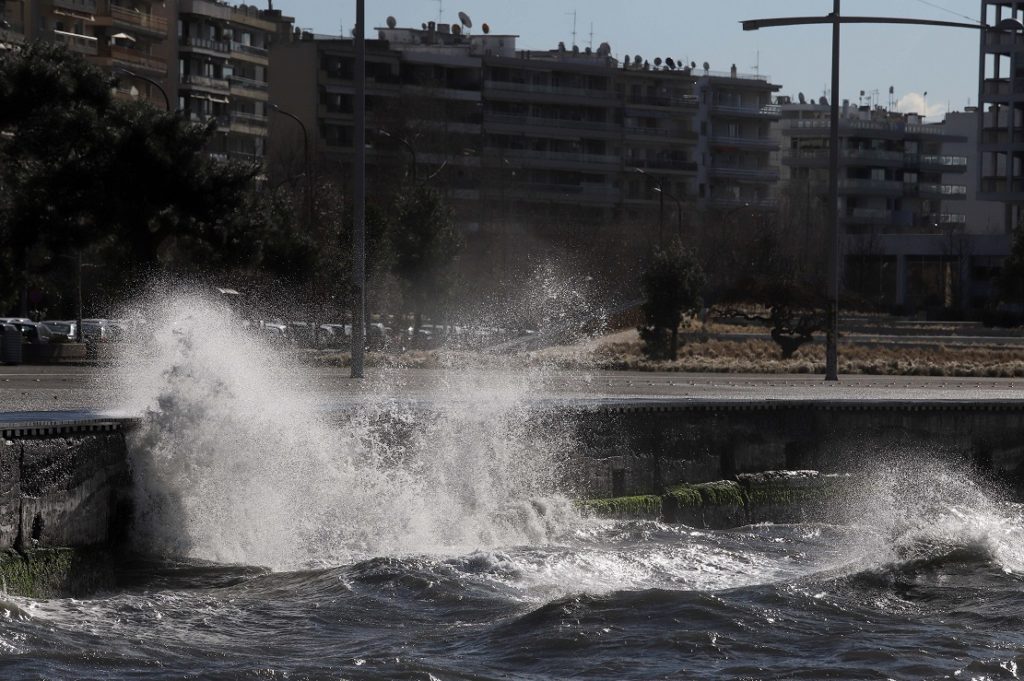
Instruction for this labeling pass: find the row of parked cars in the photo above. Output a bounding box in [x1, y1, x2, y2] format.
[0, 318, 125, 344]
[250, 319, 535, 351]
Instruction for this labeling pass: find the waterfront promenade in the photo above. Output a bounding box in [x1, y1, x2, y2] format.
[1, 365, 1023, 414]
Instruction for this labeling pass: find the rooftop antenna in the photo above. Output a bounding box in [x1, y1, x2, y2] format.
[888, 85, 895, 112]
[567, 9, 576, 48]
[589, 21, 594, 50]
[751, 49, 759, 76]
[434, 0, 443, 23]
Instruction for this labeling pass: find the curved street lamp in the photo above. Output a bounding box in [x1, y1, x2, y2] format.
[113, 67, 169, 111]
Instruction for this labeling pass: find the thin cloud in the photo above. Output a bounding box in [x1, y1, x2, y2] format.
[896, 92, 947, 122]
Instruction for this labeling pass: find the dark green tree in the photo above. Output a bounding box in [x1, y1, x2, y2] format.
[388, 184, 462, 333]
[638, 241, 705, 360]
[997, 222, 1024, 311]
[0, 42, 258, 315]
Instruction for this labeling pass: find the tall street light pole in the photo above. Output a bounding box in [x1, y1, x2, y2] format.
[634, 167, 665, 247]
[352, 0, 367, 379]
[741, 7, 1015, 382]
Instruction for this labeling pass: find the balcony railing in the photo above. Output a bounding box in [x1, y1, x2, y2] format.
[630, 158, 698, 172]
[913, 154, 968, 170]
[624, 125, 686, 138]
[231, 41, 268, 57]
[231, 111, 268, 126]
[625, 94, 699, 108]
[710, 135, 779, 149]
[53, 30, 98, 56]
[228, 75, 269, 91]
[109, 5, 169, 34]
[709, 166, 780, 181]
[711, 103, 782, 118]
[109, 46, 167, 73]
[180, 36, 230, 53]
[486, 113, 617, 133]
[500, 148, 620, 166]
[917, 183, 967, 197]
[838, 178, 904, 194]
[181, 73, 230, 91]
[486, 80, 614, 99]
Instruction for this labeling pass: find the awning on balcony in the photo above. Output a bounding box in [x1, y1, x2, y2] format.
[110, 32, 136, 43]
[209, 95, 230, 104]
[54, 8, 96, 22]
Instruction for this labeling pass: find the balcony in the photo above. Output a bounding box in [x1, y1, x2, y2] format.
[499, 148, 620, 168]
[229, 112, 268, 135]
[838, 178, 905, 196]
[228, 75, 269, 98]
[710, 135, 779, 150]
[709, 196, 778, 209]
[486, 80, 615, 100]
[53, 30, 98, 56]
[911, 154, 968, 172]
[916, 183, 967, 199]
[711, 103, 782, 118]
[630, 158, 698, 173]
[625, 94, 699, 109]
[180, 35, 230, 55]
[181, 73, 230, 92]
[107, 5, 169, 36]
[486, 113, 618, 134]
[982, 78, 1024, 97]
[231, 41, 269, 62]
[109, 45, 167, 74]
[625, 125, 694, 139]
[53, 0, 98, 13]
[709, 166, 780, 182]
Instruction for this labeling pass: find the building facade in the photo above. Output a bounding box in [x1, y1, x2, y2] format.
[4, 0, 291, 159]
[268, 20, 782, 236]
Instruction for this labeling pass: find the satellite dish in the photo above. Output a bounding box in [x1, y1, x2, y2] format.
[597, 42, 611, 56]
[633, 55, 642, 66]
[798, 92, 806, 104]
[451, 24, 461, 35]
[702, 61, 709, 72]
[422, 23, 427, 30]
[458, 11, 472, 28]
[690, 61, 696, 69]
[481, 22, 490, 34]
[386, 15, 396, 28]
[654, 57, 662, 67]
[819, 96, 828, 105]
[623, 53, 630, 65]
[889, 85, 894, 94]
[665, 57, 675, 69]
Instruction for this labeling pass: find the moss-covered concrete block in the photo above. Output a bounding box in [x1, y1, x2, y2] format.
[579, 495, 662, 520]
[693, 480, 747, 528]
[662, 484, 703, 525]
[0, 547, 115, 598]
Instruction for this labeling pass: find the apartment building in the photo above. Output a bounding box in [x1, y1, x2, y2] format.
[177, 0, 292, 160]
[5, 0, 291, 159]
[779, 100, 1007, 310]
[978, 0, 1024, 226]
[0, 0, 27, 51]
[268, 19, 781, 234]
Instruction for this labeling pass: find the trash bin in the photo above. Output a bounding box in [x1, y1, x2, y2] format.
[1, 324, 22, 365]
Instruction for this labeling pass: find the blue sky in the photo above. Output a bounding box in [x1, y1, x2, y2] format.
[270, 1, 982, 122]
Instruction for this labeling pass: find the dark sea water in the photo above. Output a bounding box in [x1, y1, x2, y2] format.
[4, 513, 1024, 681]
[8, 296, 1022, 679]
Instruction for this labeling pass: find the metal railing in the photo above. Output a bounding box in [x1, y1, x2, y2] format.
[231, 41, 268, 57]
[109, 5, 168, 33]
[110, 46, 167, 73]
[228, 75, 269, 91]
[180, 36, 230, 53]
[711, 103, 782, 117]
[710, 135, 779, 148]
[181, 73, 230, 90]
[486, 80, 614, 99]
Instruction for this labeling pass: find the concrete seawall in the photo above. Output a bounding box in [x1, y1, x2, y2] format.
[566, 399, 1024, 498]
[4, 397, 1024, 595]
[0, 415, 133, 596]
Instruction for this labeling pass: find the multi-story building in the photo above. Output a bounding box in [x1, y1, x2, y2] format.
[176, 0, 292, 160]
[1, 0, 27, 51]
[7, 1, 291, 159]
[978, 0, 1024, 227]
[268, 20, 781, 235]
[779, 100, 1007, 310]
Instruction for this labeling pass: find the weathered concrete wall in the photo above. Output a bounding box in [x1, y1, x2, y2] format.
[567, 401, 1024, 498]
[0, 432, 130, 596]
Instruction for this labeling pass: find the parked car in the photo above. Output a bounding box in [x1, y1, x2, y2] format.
[9, 321, 51, 343]
[41, 320, 78, 341]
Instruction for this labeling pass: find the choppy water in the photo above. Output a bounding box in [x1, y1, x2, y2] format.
[6, 292, 1024, 679]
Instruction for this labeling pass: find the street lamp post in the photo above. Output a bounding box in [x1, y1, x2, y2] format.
[270, 104, 312, 229]
[114, 68, 169, 111]
[352, 0, 366, 379]
[634, 167, 686, 245]
[741, 7, 1020, 382]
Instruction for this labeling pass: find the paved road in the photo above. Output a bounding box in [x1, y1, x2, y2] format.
[2, 365, 1023, 413]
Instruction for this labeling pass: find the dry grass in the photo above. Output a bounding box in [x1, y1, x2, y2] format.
[301, 328, 1024, 377]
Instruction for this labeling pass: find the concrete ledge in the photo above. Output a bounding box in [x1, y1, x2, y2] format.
[583, 470, 848, 528]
